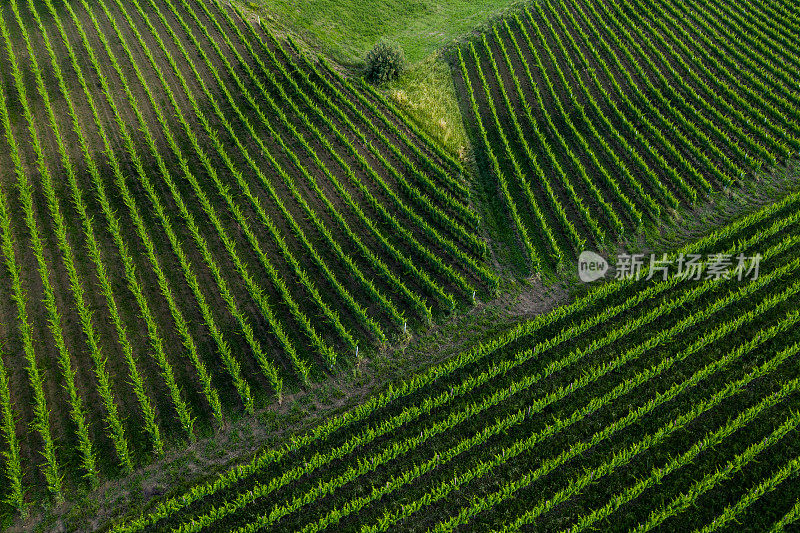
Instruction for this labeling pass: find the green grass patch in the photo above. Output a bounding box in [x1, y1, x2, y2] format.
[255, 0, 526, 65]
[384, 54, 469, 161]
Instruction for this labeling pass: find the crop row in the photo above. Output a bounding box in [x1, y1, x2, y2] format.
[0, 0, 486, 512]
[455, 0, 799, 270]
[115, 170, 800, 531]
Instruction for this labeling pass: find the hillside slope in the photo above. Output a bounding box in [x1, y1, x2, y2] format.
[0, 0, 487, 518]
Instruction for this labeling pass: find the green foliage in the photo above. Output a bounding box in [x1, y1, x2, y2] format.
[364, 40, 406, 85]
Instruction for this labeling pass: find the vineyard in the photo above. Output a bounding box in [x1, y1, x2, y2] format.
[455, 0, 800, 271]
[109, 176, 800, 532]
[1, 0, 800, 529]
[0, 0, 489, 517]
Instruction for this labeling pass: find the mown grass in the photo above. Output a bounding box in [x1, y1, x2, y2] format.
[254, 0, 525, 65]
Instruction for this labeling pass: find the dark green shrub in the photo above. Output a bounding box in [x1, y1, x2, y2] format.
[364, 40, 406, 85]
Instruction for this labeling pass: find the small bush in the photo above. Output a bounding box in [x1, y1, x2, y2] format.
[364, 40, 406, 85]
